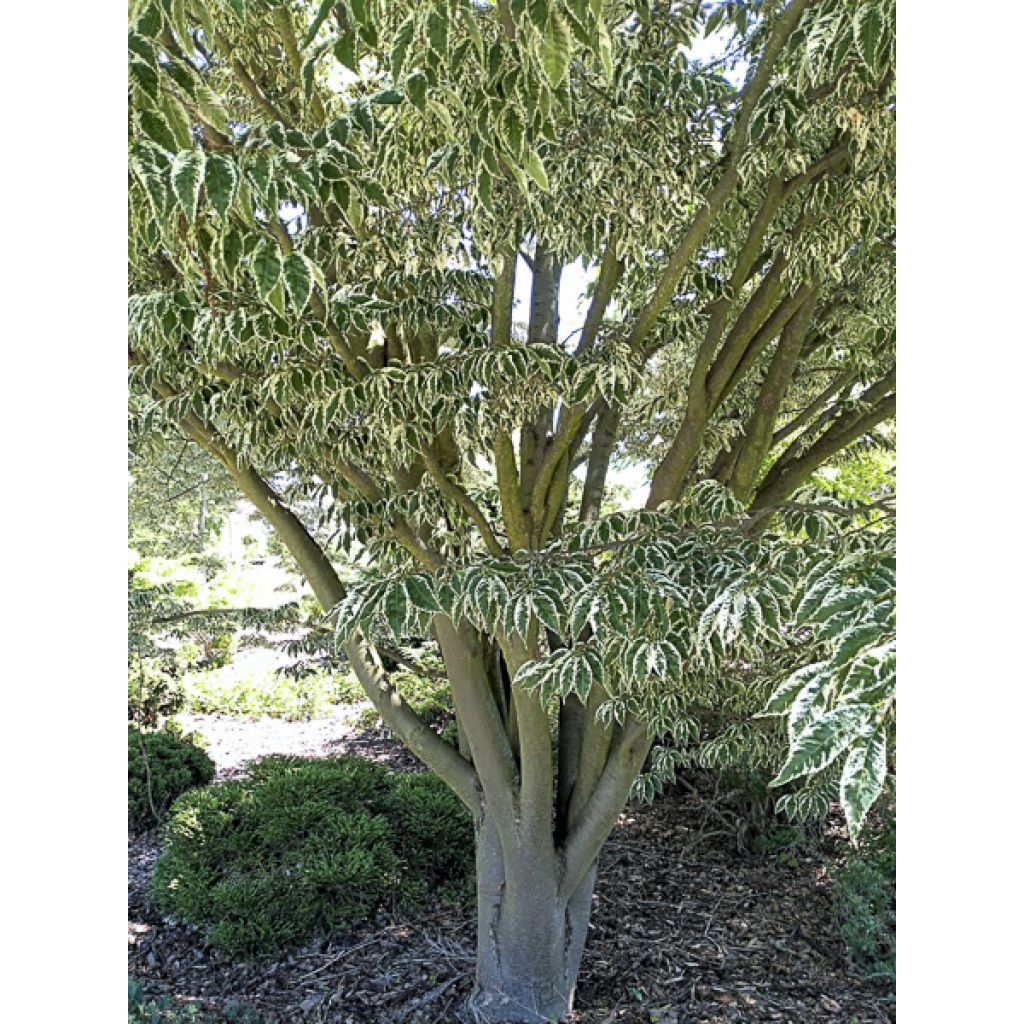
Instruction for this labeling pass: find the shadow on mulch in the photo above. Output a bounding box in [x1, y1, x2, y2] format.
[129, 723, 894, 1024]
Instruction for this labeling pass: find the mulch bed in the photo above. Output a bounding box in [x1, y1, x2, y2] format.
[129, 714, 895, 1023]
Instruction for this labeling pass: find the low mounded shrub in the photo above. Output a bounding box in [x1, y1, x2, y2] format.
[129, 726, 216, 828]
[835, 795, 896, 982]
[151, 755, 474, 954]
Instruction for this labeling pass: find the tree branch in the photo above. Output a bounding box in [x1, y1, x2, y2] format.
[346, 635, 480, 812]
[421, 447, 504, 556]
[625, 0, 813, 350]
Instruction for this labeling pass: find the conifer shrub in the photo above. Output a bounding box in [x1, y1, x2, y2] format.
[128, 725, 215, 828]
[151, 755, 473, 954]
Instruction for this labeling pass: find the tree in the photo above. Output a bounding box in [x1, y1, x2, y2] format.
[129, 435, 238, 556]
[128, 1, 895, 1019]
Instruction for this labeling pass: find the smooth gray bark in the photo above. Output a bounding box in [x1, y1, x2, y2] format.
[468, 812, 595, 1023]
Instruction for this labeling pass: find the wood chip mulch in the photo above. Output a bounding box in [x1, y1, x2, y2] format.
[129, 715, 895, 1023]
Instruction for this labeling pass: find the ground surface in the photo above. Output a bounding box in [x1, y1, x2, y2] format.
[129, 712, 895, 1023]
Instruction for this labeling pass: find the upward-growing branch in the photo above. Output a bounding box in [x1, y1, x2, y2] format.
[626, 0, 813, 351]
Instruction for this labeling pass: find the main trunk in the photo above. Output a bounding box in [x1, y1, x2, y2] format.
[468, 813, 597, 1023]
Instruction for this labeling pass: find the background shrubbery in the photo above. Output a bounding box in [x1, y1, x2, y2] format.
[179, 662, 456, 726]
[129, 658, 186, 728]
[151, 755, 473, 954]
[835, 795, 896, 982]
[181, 665, 345, 720]
[128, 726, 215, 828]
[341, 668, 455, 734]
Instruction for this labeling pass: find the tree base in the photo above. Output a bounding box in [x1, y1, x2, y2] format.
[466, 983, 572, 1023]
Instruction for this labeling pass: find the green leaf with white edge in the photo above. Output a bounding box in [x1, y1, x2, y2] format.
[832, 622, 885, 669]
[406, 71, 428, 111]
[523, 148, 550, 191]
[170, 0, 189, 44]
[205, 154, 238, 216]
[282, 252, 313, 313]
[854, 3, 884, 74]
[840, 726, 888, 839]
[805, 585, 873, 626]
[349, 0, 370, 29]
[426, 7, 448, 56]
[303, 0, 337, 47]
[251, 240, 282, 300]
[138, 110, 179, 153]
[787, 668, 831, 741]
[219, 225, 245, 280]
[462, 6, 484, 59]
[391, 15, 416, 80]
[170, 149, 206, 221]
[266, 279, 286, 316]
[500, 105, 525, 158]
[595, 18, 614, 83]
[511, 593, 532, 639]
[515, 657, 553, 692]
[159, 91, 193, 150]
[384, 583, 408, 639]
[540, 12, 573, 89]
[334, 33, 358, 72]
[405, 576, 441, 613]
[761, 661, 827, 716]
[771, 704, 874, 788]
[196, 83, 231, 135]
[532, 590, 562, 634]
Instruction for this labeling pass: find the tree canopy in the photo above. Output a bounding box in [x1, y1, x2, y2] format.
[128, 1, 895, 1019]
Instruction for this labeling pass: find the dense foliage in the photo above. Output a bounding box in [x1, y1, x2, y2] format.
[835, 794, 896, 981]
[182, 663, 344, 718]
[129, 438, 239, 558]
[129, 555, 304, 724]
[128, 0, 894, 1016]
[152, 755, 474, 953]
[129, 726, 217, 827]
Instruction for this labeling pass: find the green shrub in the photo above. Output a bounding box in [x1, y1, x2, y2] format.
[199, 630, 238, 668]
[129, 658, 185, 728]
[346, 670, 455, 738]
[380, 771, 475, 902]
[397, 670, 452, 724]
[334, 670, 367, 703]
[835, 796, 896, 982]
[152, 755, 474, 954]
[182, 666, 342, 720]
[129, 726, 216, 828]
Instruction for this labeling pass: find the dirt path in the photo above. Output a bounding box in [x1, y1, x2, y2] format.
[177, 707, 363, 780]
[129, 715, 895, 1023]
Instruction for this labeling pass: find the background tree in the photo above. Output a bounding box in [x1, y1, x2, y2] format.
[129, 433, 239, 557]
[128, 1, 895, 1019]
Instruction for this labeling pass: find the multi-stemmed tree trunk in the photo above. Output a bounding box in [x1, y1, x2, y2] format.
[231, 475, 650, 1019]
[129, 1, 895, 1018]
